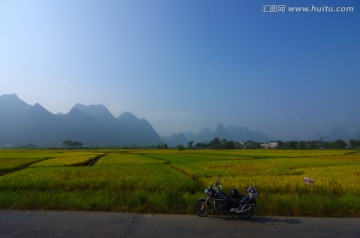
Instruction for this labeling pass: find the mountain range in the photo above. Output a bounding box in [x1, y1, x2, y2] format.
[161, 125, 360, 147]
[0, 94, 160, 147]
[161, 124, 271, 147]
[0, 94, 359, 147]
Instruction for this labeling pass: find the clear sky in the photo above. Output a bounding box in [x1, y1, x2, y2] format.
[1, 0, 359, 138]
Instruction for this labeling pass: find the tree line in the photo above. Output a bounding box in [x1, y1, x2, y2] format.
[62, 140, 83, 149]
[60, 138, 360, 150]
[194, 137, 235, 149]
[189, 138, 360, 150]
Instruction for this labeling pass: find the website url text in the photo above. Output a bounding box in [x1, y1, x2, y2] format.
[261, 5, 355, 13]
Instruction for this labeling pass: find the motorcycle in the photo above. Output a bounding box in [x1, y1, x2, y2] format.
[194, 184, 258, 219]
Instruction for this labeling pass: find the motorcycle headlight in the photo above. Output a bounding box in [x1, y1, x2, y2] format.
[205, 189, 212, 197]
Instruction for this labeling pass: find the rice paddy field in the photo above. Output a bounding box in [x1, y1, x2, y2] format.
[0, 149, 359, 217]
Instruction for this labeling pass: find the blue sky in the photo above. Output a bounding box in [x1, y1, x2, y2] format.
[1, 0, 359, 138]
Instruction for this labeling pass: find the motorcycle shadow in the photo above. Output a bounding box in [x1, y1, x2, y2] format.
[249, 216, 303, 224]
[208, 215, 303, 225]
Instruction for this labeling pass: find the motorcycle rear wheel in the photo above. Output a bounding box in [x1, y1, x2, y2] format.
[238, 206, 254, 219]
[194, 199, 210, 217]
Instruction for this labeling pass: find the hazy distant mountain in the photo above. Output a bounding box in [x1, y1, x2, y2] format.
[226, 125, 270, 142]
[164, 124, 357, 145]
[162, 124, 271, 145]
[324, 125, 350, 141]
[115, 112, 161, 146]
[213, 124, 231, 140]
[61, 107, 107, 145]
[304, 125, 351, 142]
[1, 94, 357, 147]
[0, 94, 161, 147]
[74, 103, 115, 124]
[0, 94, 32, 135]
[194, 127, 213, 142]
[183, 131, 195, 142]
[161, 133, 187, 147]
[289, 125, 352, 142]
[73, 103, 118, 145]
[17, 103, 64, 145]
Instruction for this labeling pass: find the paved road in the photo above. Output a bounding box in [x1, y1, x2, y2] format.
[0, 210, 359, 238]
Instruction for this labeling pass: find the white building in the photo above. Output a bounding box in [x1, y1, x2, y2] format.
[261, 142, 278, 149]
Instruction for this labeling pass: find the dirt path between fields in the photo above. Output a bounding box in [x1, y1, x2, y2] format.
[0, 210, 359, 238]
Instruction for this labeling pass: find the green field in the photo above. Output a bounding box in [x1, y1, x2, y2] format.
[0, 149, 359, 217]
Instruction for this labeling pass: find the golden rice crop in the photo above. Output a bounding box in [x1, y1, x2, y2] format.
[0, 149, 359, 216]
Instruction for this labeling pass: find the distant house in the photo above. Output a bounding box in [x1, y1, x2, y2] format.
[261, 142, 278, 149]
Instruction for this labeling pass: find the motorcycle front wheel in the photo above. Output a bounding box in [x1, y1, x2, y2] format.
[238, 206, 254, 219]
[194, 199, 210, 217]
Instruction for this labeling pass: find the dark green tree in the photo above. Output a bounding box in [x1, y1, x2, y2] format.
[286, 141, 298, 149]
[297, 141, 305, 149]
[188, 141, 194, 149]
[332, 140, 347, 149]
